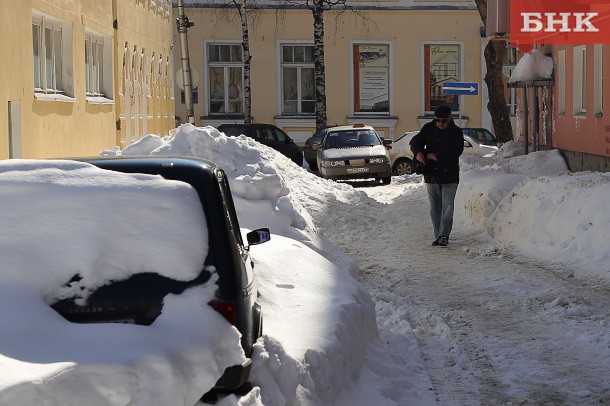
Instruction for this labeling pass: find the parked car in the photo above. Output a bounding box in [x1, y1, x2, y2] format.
[389, 128, 499, 176]
[388, 131, 418, 176]
[217, 123, 303, 167]
[461, 128, 498, 147]
[50, 156, 270, 393]
[313, 124, 392, 184]
[303, 125, 336, 170]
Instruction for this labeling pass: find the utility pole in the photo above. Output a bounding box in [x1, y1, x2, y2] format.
[176, 0, 195, 124]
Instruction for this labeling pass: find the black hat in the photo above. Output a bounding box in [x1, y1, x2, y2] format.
[434, 105, 452, 118]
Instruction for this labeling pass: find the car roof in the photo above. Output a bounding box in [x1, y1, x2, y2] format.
[462, 127, 493, 133]
[327, 124, 375, 133]
[78, 155, 219, 173]
[394, 131, 419, 142]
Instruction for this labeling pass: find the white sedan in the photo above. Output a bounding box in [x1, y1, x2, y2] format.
[389, 128, 498, 176]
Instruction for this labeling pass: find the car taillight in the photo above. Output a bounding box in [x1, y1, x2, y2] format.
[385, 145, 393, 150]
[209, 301, 236, 325]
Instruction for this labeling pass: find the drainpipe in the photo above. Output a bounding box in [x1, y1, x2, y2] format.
[532, 87, 539, 152]
[176, 0, 195, 124]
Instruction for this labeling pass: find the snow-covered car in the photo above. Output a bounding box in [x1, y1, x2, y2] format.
[389, 128, 498, 176]
[218, 123, 303, 167]
[312, 124, 392, 184]
[50, 156, 270, 395]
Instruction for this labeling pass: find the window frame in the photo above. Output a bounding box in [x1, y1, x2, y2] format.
[421, 41, 464, 115]
[32, 13, 73, 98]
[594, 44, 603, 116]
[573, 45, 587, 115]
[204, 41, 244, 115]
[558, 50, 566, 115]
[502, 67, 518, 115]
[351, 41, 393, 116]
[84, 29, 113, 103]
[279, 42, 315, 115]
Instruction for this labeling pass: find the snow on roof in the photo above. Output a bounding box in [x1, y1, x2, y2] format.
[508, 49, 554, 87]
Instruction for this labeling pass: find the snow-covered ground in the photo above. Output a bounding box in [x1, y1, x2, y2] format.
[0, 124, 608, 405]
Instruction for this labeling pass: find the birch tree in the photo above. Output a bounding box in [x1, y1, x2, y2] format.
[288, 0, 372, 130]
[474, 0, 513, 143]
[234, 0, 253, 124]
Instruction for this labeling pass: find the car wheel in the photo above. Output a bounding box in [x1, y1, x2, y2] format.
[306, 160, 318, 171]
[393, 158, 413, 176]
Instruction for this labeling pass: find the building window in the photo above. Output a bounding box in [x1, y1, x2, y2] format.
[281, 44, 315, 115]
[503, 45, 517, 66]
[573, 45, 586, 115]
[594, 44, 603, 116]
[423, 43, 461, 113]
[33, 15, 69, 95]
[85, 32, 111, 98]
[502, 45, 517, 116]
[558, 50, 566, 115]
[353, 43, 390, 114]
[207, 43, 243, 114]
[502, 67, 517, 115]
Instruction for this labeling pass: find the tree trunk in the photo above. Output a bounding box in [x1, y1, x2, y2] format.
[312, 0, 328, 129]
[237, 0, 253, 124]
[484, 40, 513, 143]
[475, 0, 513, 143]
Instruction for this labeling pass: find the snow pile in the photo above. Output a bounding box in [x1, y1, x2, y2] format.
[486, 172, 610, 272]
[457, 141, 610, 280]
[508, 48, 553, 84]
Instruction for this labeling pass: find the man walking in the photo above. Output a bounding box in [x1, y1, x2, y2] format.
[410, 105, 464, 246]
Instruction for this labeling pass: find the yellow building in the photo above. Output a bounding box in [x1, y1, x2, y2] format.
[0, 0, 174, 159]
[173, 1, 485, 144]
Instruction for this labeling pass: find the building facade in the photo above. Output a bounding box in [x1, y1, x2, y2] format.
[547, 43, 609, 171]
[487, 0, 609, 172]
[0, 0, 174, 159]
[173, 0, 486, 145]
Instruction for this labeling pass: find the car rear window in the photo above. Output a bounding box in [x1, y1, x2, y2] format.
[0, 160, 208, 299]
[219, 125, 247, 138]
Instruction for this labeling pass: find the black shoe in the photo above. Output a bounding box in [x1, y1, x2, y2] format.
[437, 236, 448, 246]
[431, 238, 440, 246]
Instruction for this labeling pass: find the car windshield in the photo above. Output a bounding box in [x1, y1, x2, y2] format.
[324, 129, 380, 148]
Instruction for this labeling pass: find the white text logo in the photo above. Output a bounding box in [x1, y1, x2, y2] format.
[521, 12, 599, 32]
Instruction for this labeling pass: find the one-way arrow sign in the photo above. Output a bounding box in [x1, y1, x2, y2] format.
[442, 82, 479, 95]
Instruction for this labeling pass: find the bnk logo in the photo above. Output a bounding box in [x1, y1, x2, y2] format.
[510, 0, 610, 53]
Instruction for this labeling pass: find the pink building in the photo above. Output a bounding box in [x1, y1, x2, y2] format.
[489, 0, 610, 172]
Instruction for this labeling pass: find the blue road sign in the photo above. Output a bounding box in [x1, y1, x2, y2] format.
[442, 82, 479, 95]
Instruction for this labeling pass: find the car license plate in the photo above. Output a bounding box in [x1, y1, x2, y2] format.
[350, 159, 365, 165]
[347, 167, 369, 173]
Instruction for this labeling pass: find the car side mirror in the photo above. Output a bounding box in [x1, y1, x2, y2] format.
[312, 142, 321, 151]
[382, 139, 392, 146]
[247, 228, 270, 246]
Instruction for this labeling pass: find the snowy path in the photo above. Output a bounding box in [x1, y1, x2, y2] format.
[319, 178, 610, 405]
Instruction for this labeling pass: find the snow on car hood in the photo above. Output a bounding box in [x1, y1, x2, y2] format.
[322, 145, 388, 160]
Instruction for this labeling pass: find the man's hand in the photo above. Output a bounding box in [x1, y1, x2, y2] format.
[427, 153, 438, 161]
[416, 152, 425, 164]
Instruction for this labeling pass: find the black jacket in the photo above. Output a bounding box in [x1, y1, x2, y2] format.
[409, 119, 464, 184]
